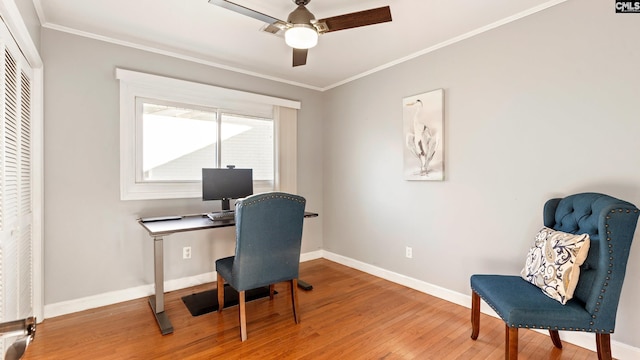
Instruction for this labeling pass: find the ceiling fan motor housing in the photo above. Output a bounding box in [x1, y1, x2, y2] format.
[288, 5, 315, 25]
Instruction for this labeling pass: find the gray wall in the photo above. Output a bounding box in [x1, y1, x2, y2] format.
[41, 29, 324, 305]
[323, 0, 640, 348]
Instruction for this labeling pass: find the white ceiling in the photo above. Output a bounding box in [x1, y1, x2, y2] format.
[33, 0, 566, 90]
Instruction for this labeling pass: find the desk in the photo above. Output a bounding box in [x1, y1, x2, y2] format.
[138, 212, 318, 335]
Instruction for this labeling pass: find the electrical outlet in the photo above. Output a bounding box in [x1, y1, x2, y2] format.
[183, 246, 191, 259]
[405, 246, 412, 259]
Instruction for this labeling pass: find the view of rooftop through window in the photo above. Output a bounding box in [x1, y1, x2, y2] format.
[142, 102, 273, 183]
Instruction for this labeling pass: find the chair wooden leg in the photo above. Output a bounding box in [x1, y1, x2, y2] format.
[596, 333, 612, 360]
[291, 279, 300, 324]
[549, 330, 562, 349]
[471, 291, 480, 340]
[217, 273, 225, 312]
[239, 290, 247, 341]
[269, 284, 275, 300]
[505, 325, 518, 360]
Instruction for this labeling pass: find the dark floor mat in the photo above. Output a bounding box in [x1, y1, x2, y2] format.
[181, 284, 276, 316]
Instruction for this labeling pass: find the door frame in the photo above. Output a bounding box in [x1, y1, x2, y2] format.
[0, 0, 44, 322]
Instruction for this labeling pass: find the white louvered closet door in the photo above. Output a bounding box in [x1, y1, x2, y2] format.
[0, 19, 33, 355]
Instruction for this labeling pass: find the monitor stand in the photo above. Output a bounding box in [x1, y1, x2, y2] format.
[221, 198, 231, 212]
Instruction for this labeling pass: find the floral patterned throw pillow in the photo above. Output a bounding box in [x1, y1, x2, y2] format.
[521, 227, 590, 304]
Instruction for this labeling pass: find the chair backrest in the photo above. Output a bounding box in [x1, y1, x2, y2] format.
[543, 192, 639, 331]
[230, 192, 306, 291]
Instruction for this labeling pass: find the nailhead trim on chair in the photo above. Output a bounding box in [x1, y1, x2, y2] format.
[241, 193, 306, 207]
[474, 208, 639, 335]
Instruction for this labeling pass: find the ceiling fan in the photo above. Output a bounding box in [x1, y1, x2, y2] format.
[208, 0, 392, 67]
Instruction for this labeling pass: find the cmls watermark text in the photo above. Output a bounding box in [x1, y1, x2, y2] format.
[616, 1, 640, 13]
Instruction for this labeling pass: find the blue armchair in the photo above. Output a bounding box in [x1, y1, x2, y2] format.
[216, 192, 306, 341]
[470, 193, 639, 360]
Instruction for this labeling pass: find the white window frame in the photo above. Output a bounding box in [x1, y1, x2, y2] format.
[116, 69, 300, 200]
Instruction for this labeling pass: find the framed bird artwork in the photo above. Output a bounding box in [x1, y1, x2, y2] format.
[402, 89, 444, 181]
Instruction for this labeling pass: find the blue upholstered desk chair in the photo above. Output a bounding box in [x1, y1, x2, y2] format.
[216, 192, 306, 341]
[470, 193, 639, 360]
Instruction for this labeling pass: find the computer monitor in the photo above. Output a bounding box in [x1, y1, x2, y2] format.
[202, 168, 253, 211]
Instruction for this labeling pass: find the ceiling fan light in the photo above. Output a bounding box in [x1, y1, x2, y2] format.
[285, 24, 318, 49]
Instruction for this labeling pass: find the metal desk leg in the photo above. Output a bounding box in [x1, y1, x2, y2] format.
[148, 235, 173, 335]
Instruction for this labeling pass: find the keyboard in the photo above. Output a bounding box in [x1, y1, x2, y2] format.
[140, 215, 182, 223]
[207, 211, 235, 221]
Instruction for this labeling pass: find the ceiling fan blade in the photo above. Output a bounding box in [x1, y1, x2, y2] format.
[261, 21, 290, 37]
[314, 6, 392, 33]
[208, 0, 284, 25]
[292, 48, 308, 67]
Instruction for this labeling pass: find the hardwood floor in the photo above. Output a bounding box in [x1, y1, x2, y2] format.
[24, 259, 598, 359]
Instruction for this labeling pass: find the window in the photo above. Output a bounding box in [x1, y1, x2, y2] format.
[139, 99, 274, 188]
[117, 69, 300, 200]
[140, 100, 218, 182]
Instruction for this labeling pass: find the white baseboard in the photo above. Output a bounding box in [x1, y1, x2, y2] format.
[43, 271, 217, 319]
[300, 249, 323, 262]
[43, 249, 639, 359]
[44, 250, 325, 319]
